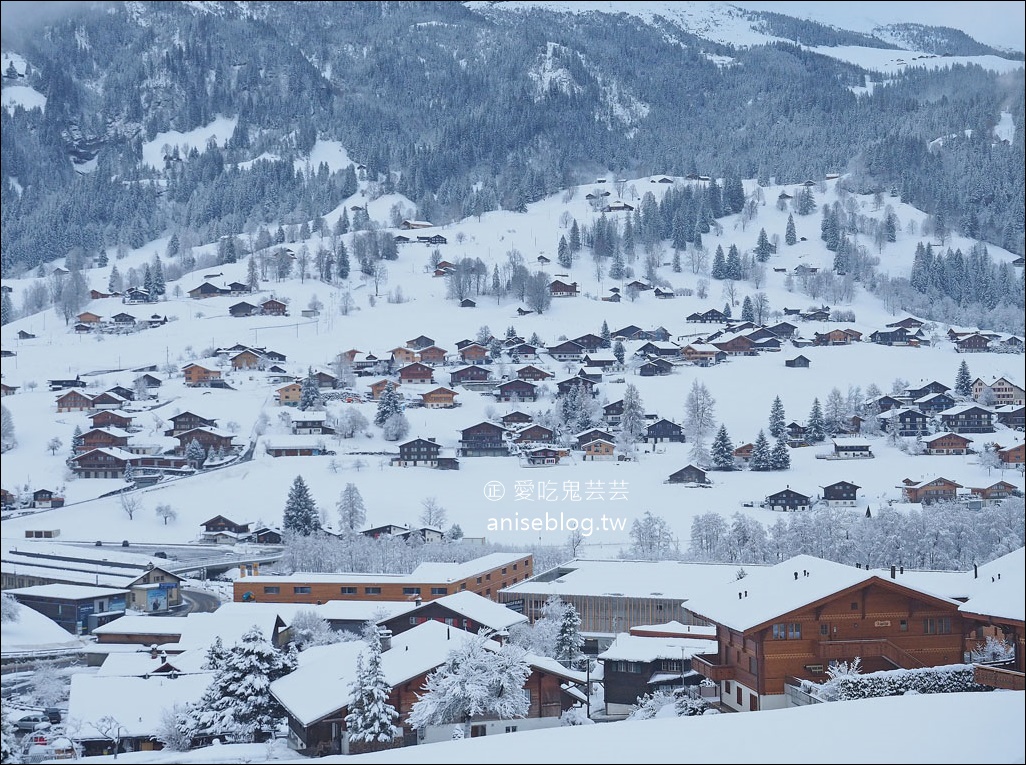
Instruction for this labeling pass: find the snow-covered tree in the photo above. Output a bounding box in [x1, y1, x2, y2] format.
[785, 214, 797, 246]
[554, 602, 584, 668]
[769, 395, 786, 439]
[419, 497, 448, 529]
[954, 360, 973, 398]
[599, 320, 611, 348]
[1, 404, 15, 451]
[1, 705, 20, 764]
[740, 295, 754, 322]
[185, 437, 206, 467]
[617, 383, 646, 456]
[711, 424, 735, 471]
[1, 593, 21, 623]
[345, 633, 399, 750]
[612, 339, 625, 365]
[190, 626, 298, 742]
[374, 385, 403, 427]
[824, 387, 847, 434]
[337, 483, 367, 532]
[770, 436, 791, 470]
[299, 368, 323, 411]
[336, 408, 369, 439]
[283, 475, 320, 536]
[807, 398, 826, 442]
[407, 631, 530, 737]
[290, 610, 342, 651]
[628, 511, 678, 560]
[749, 430, 772, 471]
[382, 412, 410, 441]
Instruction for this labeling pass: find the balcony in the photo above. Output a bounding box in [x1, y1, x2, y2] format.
[692, 653, 734, 682]
[785, 677, 823, 707]
[974, 664, 1025, 691]
[818, 639, 924, 669]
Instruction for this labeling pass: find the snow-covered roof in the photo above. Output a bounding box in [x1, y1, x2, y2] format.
[68, 672, 213, 739]
[288, 409, 328, 422]
[92, 604, 286, 649]
[629, 621, 717, 639]
[95, 646, 210, 677]
[959, 547, 1025, 623]
[6, 583, 130, 600]
[316, 600, 417, 623]
[405, 591, 528, 631]
[939, 403, 993, 416]
[920, 432, 973, 444]
[409, 552, 529, 583]
[0, 605, 87, 656]
[598, 633, 715, 662]
[500, 559, 744, 601]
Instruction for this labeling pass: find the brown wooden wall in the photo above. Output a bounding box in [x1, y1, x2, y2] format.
[234, 557, 533, 604]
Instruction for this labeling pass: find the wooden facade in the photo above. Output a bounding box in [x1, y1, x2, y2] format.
[234, 556, 533, 604]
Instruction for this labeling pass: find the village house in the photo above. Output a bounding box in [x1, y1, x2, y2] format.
[686, 308, 729, 323]
[493, 379, 538, 402]
[939, 404, 994, 434]
[994, 404, 1025, 429]
[449, 365, 491, 386]
[582, 438, 615, 461]
[524, 446, 565, 466]
[31, 488, 65, 509]
[79, 428, 131, 453]
[765, 488, 812, 512]
[557, 376, 597, 396]
[508, 342, 539, 359]
[681, 344, 727, 366]
[230, 349, 264, 370]
[200, 515, 253, 544]
[69, 448, 139, 479]
[919, 432, 974, 455]
[904, 381, 951, 400]
[276, 382, 304, 406]
[549, 280, 580, 297]
[90, 410, 134, 430]
[972, 377, 1025, 406]
[406, 335, 436, 350]
[878, 407, 930, 437]
[685, 555, 974, 713]
[598, 633, 713, 716]
[174, 427, 236, 457]
[513, 424, 555, 445]
[645, 418, 685, 443]
[55, 389, 94, 412]
[546, 340, 585, 362]
[387, 361, 432, 387]
[785, 355, 811, 368]
[393, 438, 442, 467]
[711, 333, 757, 357]
[289, 410, 329, 435]
[638, 358, 674, 377]
[831, 439, 873, 459]
[457, 343, 489, 364]
[515, 365, 554, 381]
[261, 298, 288, 316]
[188, 282, 228, 299]
[420, 387, 459, 409]
[899, 477, 962, 504]
[572, 333, 606, 353]
[264, 440, 330, 458]
[165, 412, 218, 436]
[500, 411, 534, 427]
[733, 443, 754, 464]
[416, 345, 448, 365]
[574, 428, 615, 450]
[181, 362, 221, 387]
[996, 443, 1025, 465]
[820, 481, 860, 507]
[667, 465, 710, 485]
[91, 390, 128, 410]
[459, 422, 509, 457]
[389, 346, 417, 365]
[368, 379, 401, 401]
[968, 481, 1019, 502]
[914, 392, 957, 414]
[636, 341, 681, 358]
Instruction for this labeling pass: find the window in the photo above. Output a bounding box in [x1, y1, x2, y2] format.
[736, 686, 743, 705]
[486, 573, 491, 581]
[513, 563, 518, 571]
[476, 577, 482, 584]
[340, 586, 357, 595]
[850, 601, 859, 610]
[724, 681, 732, 694]
[293, 586, 311, 595]
[749, 656, 758, 674]
[772, 623, 787, 640]
[409, 617, 418, 624]
[900, 619, 908, 632]
[460, 583, 467, 590]
[364, 587, 382, 595]
[788, 623, 802, 640]
[430, 587, 447, 595]
[924, 617, 952, 635]
[403, 587, 421, 596]
[502, 568, 508, 575]
[820, 623, 829, 636]
[263, 586, 280, 595]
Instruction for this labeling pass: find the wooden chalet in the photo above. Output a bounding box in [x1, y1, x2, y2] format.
[556, 376, 597, 396]
[765, 488, 812, 512]
[645, 419, 685, 443]
[878, 408, 929, 437]
[821, 481, 860, 507]
[785, 355, 811, 368]
[449, 366, 491, 386]
[549, 280, 580, 297]
[515, 365, 553, 381]
[575, 428, 615, 450]
[939, 405, 994, 434]
[685, 555, 975, 713]
[572, 333, 606, 353]
[261, 298, 288, 316]
[513, 424, 555, 445]
[420, 387, 458, 409]
[55, 389, 94, 412]
[500, 411, 533, 427]
[368, 379, 400, 401]
[899, 477, 962, 504]
[919, 432, 973, 455]
[687, 309, 728, 323]
[406, 335, 436, 351]
[457, 343, 489, 363]
[181, 363, 221, 387]
[546, 341, 585, 362]
[525, 447, 564, 466]
[165, 412, 217, 435]
[459, 422, 508, 457]
[493, 379, 538, 402]
[394, 438, 442, 467]
[582, 438, 615, 461]
[276, 382, 304, 406]
[955, 334, 991, 353]
[188, 282, 227, 299]
[69, 448, 139, 479]
[416, 345, 448, 365]
[968, 481, 1019, 501]
[972, 377, 1025, 406]
[398, 362, 434, 385]
[681, 344, 726, 366]
[638, 358, 673, 377]
[667, 465, 710, 484]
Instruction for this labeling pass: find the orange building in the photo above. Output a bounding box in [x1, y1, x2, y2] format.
[234, 552, 532, 604]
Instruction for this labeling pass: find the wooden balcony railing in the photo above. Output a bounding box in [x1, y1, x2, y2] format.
[974, 664, 1026, 690]
[817, 639, 925, 669]
[692, 653, 734, 682]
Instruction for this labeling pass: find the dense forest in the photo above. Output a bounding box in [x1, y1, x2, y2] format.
[1, 2, 1023, 287]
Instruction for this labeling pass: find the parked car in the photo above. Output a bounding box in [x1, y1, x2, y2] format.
[44, 708, 62, 724]
[15, 714, 50, 732]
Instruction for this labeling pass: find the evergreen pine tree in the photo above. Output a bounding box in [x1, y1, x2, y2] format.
[97, 249, 109, 267]
[337, 240, 350, 280]
[151, 255, 166, 297]
[247, 255, 260, 291]
[71, 424, 84, 453]
[557, 235, 572, 269]
[672, 249, 682, 272]
[345, 635, 399, 749]
[108, 265, 122, 293]
[554, 602, 584, 668]
[186, 438, 206, 467]
[711, 424, 735, 471]
[785, 214, 797, 246]
[0, 292, 13, 326]
[754, 228, 772, 261]
[283, 475, 320, 535]
[143, 263, 154, 296]
[600, 320, 611, 347]
[954, 360, 973, 398]
[807, 398, 826, 442]
[166, 232, 180, 260]
[569, 219, 581, 253]
[769, 395, 786, 439]
[750, 429, 772, 470]
[711, 245, 726, 279]
[299, 368, 323, 411]
[740, 296, 754, 322]
[337, 483, 366, 532]
[374, 385, 402, 427]
[770, 436, 791, 470]
[723, 302, 732, 319]
[618, 383, 646, 455]
[726, 245, 742, 281]
[612, 339, 625, 365]
[190, 626, 298, 742]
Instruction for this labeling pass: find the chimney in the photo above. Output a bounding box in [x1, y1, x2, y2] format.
[378, 627, 393, 653]
[794, 571, 799, 580]
[744, 590, 747, 598]
[890, 565, 896, 579]
[447, 627, 451, 640]
[899, 566, 904, 575]
[150, 645, 159, 659]
[414, 596, 423, 607]
[856, 563, 861, 569]
[738, 592, 742, 600]
[974, 563, 978, 579]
